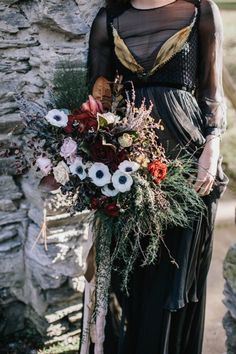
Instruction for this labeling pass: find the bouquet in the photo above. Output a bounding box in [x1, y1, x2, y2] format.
[15, 77, 204, 322]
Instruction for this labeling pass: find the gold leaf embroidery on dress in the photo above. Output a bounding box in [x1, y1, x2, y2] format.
[111, 7, 198, 76]
[112, 26, 144, 74]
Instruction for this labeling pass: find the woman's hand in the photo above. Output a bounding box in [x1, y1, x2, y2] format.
[194, 135, 220, 196]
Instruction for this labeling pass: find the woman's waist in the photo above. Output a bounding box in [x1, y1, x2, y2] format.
[123, 80, 196, 95]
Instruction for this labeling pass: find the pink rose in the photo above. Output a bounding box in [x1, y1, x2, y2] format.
[36, 156, 52, 175]
[60, 137, 77, 164]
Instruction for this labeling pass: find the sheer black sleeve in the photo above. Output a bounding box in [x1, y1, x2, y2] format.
[197, 0, 227, 137]
[87, 7, 116, 87]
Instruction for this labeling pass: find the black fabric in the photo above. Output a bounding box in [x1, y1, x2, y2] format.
[88, 0, 227, 137]
[81, 1, 229, 353]
[110, 3, 200, 93]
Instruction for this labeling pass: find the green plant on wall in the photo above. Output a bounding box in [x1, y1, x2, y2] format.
[51, 59, 90, 111]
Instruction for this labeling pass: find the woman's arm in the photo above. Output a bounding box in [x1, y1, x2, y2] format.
[88, 7, 115, 107]
[194, 0, 227, 196]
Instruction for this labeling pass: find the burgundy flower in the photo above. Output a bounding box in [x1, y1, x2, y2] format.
[109, 149, 129, 172]
[90, 197, 99, 210]
[64, 115, 76, 134]
[90, 139, 116, 166]
[104, 203, 120, 217]
[116, 149, 128, 164]
[64, 96, 103, 134]
[77, 116, 98, 133]
[90, 196, 108, 210]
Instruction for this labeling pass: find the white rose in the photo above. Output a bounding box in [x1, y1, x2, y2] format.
[118, 133, 133, 148]
[53, 161, 70, 185]
[36, 156, 52, 175]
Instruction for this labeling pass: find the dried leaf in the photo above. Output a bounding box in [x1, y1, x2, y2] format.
[39, 175, 61, 192]
[150, 10, 197, 73]
[112, 25, 144, 74]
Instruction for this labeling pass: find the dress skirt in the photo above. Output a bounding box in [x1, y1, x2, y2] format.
[79, 85, 228, 354]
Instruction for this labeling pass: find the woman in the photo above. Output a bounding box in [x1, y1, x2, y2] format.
[79, 0, 228, 353]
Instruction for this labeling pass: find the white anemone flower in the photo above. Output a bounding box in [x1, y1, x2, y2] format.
[112, 170, 133, 193]
[101, 183, 119, 197]
[88, 163, 111, 187]
[118, 160, 140, 174]
[69, 157, 87, 180]
[45, 109, 68, 127]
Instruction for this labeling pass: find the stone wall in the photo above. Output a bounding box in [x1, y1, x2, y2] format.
[0, 0, 103, 342]
[223, 244, 236, 354]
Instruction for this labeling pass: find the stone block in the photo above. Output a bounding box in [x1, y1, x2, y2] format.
[25, 305, 50, 335]
[68, 311, 83, 324]
[21, 174, 44, 209]
[223, 281, 236, 320]
[0, 175, 22, 200]
[46, 211, 88, 229]
[45, 302, 83, 324]
[0, 199, 17, 212]
[0, 301, 26, 336]
[0, 225, 18, 243]
[0, 249, 24, 288]
[26, 256, 68, 291]
[0, 20, 19, 34]
[47, 320, 70, 338]
[0, 210, 27, 226]
[44, 286, 82, 307]
[26, 221, 87, 279]
[224, 244, 236, 294]
[44, 328, 81, 345]
[28, 206, 44, 226]
[0, 239, 21, 253]
[223, 311, 236, 353]
[1, 6, 30, 31]
[0, 59, 31, 76]
[0, 288, 17, 306]
[0, 38, 40, 49]
[21, 272, 49, 316]
[0, 114, 24, 134]
[0, 157, 19, 175]
[1, 48, 30, 64]
[0, 101, 19, 116]
[69, 276, 85, 293]
[21, 0, 89, 36]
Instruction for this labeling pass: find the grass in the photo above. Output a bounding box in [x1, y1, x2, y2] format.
[38, 339, 80, 354]
[0, 321, 80, 354]
[221, 104, 236, 190]
[216, 2, 236, 9]
[216, 0, 236, 9]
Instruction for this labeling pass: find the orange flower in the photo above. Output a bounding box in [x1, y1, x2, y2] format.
[148, 160, 167, 184]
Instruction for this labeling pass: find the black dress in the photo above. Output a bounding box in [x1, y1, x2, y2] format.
[79, 0, 228, 353]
